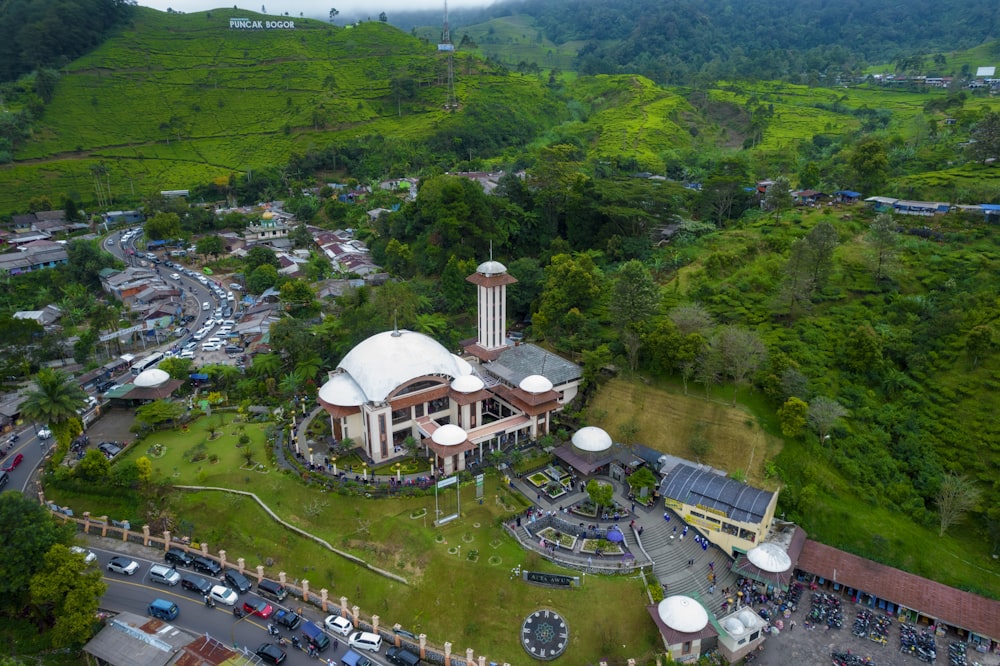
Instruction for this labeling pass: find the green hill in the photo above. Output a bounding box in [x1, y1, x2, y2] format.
[0, 7, 553, 212]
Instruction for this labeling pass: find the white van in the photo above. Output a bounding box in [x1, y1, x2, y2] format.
[149, 564, 181, 586]
[347, 631, 382, 653]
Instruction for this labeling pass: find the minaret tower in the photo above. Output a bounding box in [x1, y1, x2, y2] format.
[465, 257, 517, 356]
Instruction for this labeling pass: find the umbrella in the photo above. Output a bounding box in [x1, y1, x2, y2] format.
[606, 530, 624, 543]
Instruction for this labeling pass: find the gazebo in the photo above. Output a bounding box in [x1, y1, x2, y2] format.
[647, 595, 717, 661]
[730, 526, 807, 590]
[112, 368, 183, 403]
[553, 426, 616, 475]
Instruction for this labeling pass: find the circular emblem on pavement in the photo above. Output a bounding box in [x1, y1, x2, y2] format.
[520, 609, 568, 660]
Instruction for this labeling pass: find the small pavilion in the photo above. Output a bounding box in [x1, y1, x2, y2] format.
[647, 595, 717, 662]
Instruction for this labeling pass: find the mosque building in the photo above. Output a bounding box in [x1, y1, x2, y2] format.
[317, 259, 582, 475]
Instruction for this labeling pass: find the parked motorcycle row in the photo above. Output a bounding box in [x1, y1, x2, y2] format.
[852, 608, 892, 646]
[899, 623, 937, 662]
[807, 592, 844, 629]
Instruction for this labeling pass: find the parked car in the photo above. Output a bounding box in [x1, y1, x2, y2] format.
[386, 646, 422, 666]
[254, 642, 286, 664]
[324, 614, 354, 636]
[148, 564, 181, 586]
[242, 599, 274, 619]
[107, 556, 140, 575]
[209, 584, 238, 606]
[272, 609, 301, 630]
[2, 453, 24, 471]
[192, 556, 222, 576]
[165, 547, 194, 567]
[224, 569, 253, 594]
[348, 631, 382, 653]
[37, 427, 52, 439]
[70, 546, 97, 564]
[181, 574, 213, 596]
[98, 442, 122, 459]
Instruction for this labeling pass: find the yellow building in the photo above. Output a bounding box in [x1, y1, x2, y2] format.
[660, 463, 778, 556]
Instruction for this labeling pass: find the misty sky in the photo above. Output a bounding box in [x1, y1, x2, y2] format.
[137, 0, 497, 21]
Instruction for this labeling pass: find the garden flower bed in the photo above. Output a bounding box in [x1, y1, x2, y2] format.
[579, 538, 624, 556]
[537, 526, 577, 550]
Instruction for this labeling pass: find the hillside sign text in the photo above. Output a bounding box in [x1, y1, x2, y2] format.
[230, 18, 295, 30]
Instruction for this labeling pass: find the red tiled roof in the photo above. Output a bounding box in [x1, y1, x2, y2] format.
[797, 540, 1000, 639]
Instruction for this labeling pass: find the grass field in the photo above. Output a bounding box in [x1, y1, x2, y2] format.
[46, 412, 664, 663]
[587, 376, 782, 487]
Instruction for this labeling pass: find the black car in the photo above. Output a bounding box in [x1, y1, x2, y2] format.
[254, 642, 286, 664]
[181, 574, 213, 596]
[96, 380, 115, 393]
[386, 646, 422, 666]
[224, 569, 252, 594]
[192, 556, 222, 576]
[165, 547, 194, 567]
[98, 441, 122, 459]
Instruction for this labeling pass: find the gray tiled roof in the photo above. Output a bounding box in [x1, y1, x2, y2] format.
[486, 343, 581, 388]
[659, 463, 774, 523]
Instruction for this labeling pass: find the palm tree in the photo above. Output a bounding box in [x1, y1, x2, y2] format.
[294, 355, 323, 384]
[21, 368, 88, 428]
[251, 352, 282, 379]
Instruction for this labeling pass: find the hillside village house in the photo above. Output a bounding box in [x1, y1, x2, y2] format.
[0, 241, 69, 275]
[317, 259, 581, 473]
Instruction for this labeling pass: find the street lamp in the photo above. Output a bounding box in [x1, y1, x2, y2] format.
[308, 447, 314, 465]
[331, 456, 338, 476]
[362, 463, 368, 482]
[394, 462, 402, 483]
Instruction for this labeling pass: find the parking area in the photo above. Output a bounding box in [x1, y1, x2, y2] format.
[754, 594, 999, 666]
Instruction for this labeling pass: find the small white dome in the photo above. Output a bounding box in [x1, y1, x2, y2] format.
[432, 424, 467, 446]
[134, 368, 169, 387]
[747, 542, 792, 573]
[477, 260, 507, 276]
[572, 426, 612, 452]
[738, 610, 760, 628]
[519, 374, 553, 394]
[657, 595, 709, 634]
[723, 618, 746, 635]
[451, 375, 485, 394]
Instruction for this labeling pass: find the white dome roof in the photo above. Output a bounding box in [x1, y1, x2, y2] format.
[432, 424, 467, 446]
[657, 596, 709, 634]
[572, 426, 612, 452]
[747, 542, 792, 573]
[134, 368, 169, 387]
[318, 371, 367, 406]
[451, 354, 473, 376]
[477, 260, 507, 276]
[723, 618, 746, 635]
[451, 374, 485, 394]
[336, 330, 464, 403]
[738, 610, 760, 628]
[519, 374, 553, 394]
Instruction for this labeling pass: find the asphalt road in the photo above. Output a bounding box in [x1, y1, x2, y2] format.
[90, 544, 391, 665]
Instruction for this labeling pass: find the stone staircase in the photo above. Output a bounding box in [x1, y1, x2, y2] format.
[635, 512, 738, 616]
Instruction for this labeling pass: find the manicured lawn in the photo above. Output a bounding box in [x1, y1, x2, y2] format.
[49, 412, 663, 663]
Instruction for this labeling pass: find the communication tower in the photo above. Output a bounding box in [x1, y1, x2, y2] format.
[438, 0, 457, 110]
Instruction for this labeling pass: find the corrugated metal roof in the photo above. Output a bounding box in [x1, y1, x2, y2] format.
[659, 463, 774, 523]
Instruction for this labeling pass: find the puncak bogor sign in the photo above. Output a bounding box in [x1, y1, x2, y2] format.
[229, 18, 295, 29]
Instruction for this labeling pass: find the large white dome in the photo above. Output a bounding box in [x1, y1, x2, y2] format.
[572, 426, 612, 452]
[746, 542, 792, 573]
[134, 368, 169, 387]
[336, 330, 464, 403]
[657, 596, 709, 634]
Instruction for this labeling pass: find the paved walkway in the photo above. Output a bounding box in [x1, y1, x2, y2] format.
[503, 472, 738, 614]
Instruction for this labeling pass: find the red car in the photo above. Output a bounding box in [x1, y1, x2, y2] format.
[242, 599, 274, 619]
[2, 453, 23, 472]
